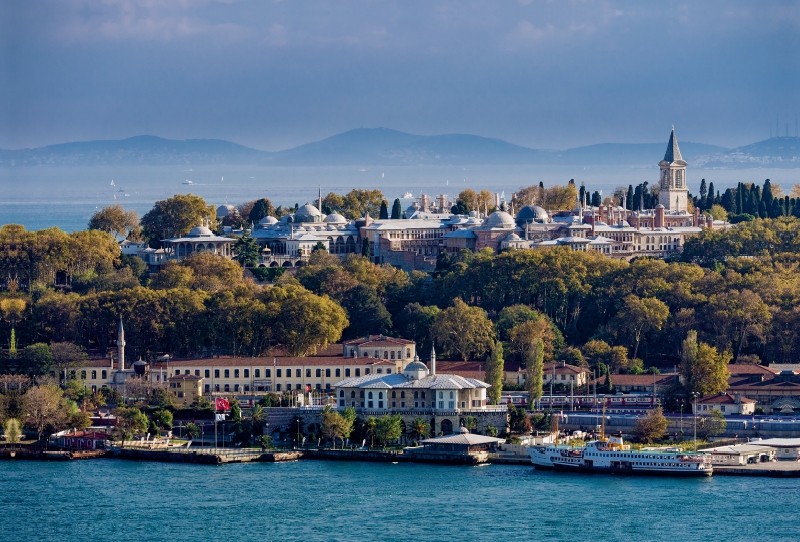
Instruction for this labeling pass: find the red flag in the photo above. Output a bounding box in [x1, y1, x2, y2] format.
[215, 398, 230, 411]
[306, 384, 311, 392]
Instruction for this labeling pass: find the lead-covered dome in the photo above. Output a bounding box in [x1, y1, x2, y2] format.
[295, 203, 323, 222]
[483, 211, 515, 228]
[324, 213, 347, 224]
[516, 205, 549, 225]
[188, 225, 214, 237]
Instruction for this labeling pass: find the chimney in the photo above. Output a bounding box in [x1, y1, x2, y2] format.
[430, 344, 436, 376]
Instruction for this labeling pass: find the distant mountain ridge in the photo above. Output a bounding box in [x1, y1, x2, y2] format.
[1, 128, 797, 168]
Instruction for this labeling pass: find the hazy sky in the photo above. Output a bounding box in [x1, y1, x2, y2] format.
[1, 0, 798, 151]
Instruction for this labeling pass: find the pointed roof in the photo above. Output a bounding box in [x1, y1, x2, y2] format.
[663, 126, 683, 163]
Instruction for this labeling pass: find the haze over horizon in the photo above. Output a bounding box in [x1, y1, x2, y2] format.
[2, 1, 798, 152]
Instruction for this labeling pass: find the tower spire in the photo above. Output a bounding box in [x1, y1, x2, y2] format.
[664, 126, 683, 163]
[430, 344, 436, 376]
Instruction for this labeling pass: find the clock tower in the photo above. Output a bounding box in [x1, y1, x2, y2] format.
[657, 127, 689, 212]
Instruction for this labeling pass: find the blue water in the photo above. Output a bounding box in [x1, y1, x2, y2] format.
[2, 460, 797, 541]
[2, 164, 795, 232]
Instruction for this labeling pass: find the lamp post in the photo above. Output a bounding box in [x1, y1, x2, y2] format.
[693, 392, 699, 452]
[679, 400, 684, 435]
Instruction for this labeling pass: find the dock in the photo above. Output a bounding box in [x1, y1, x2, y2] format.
[107, 447, 303, 464]
[714, 462, 800, 478]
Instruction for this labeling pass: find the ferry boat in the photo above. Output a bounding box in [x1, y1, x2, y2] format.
[527, 409, 712, 476]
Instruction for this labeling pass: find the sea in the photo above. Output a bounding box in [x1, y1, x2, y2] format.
[1, 459, 797, 541]
[2, 165, 798, 232]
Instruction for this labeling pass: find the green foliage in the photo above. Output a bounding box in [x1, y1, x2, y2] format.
[184, 422, 201, 439]
[697, 409, 727, 439]
[88, 204, 139, 239]
[249, 266, 285, 282]
[233, 231, 259, 267]
[485, 341, 505, 405]
[374, 414, 403, 447]
[151, 409, 173, 430]
[431, 298, 494, 361]
[524, 340, 544, 402]
[248, 198, 276, 224]
[634, 406, 669, 443]
[115, 406, 149, 444]
[3, 418, 22, 444]
[391, 199, 402, 220]
[140, 194, 215, 243]
[508, 404, 531, 434]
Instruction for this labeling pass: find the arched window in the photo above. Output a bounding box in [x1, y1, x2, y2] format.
[351, 391, 355, 398]
[368, 391, 373, 399]
[339, 390, 344, 398]
[449, 391, 454, 399]
[439, 391, 443, 399]
[400, 391, 405, 398]
[391, 391, 396, 398]
[414, 391, 419, 399]
[378, 392, 383, 399]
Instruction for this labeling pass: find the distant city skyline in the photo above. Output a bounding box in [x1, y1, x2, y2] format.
[1, 1, 798, 151]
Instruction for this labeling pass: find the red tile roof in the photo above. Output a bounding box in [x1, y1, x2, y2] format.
[342, 335, 415, 347]
[154, 357, 397, 368]
[698, 393, 756, 404]
[726, 364, 779, 376]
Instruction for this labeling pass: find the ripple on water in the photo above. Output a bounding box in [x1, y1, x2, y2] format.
[3, 460, 799, 542]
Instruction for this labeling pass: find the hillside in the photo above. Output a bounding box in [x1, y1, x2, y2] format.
[2, 130, 797, 168]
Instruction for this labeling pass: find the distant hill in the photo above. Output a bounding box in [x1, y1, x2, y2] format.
[1, 130, 797, 168]
[0, 135, 270, 166]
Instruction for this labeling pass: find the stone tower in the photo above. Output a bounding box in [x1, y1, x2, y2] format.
[658, 127, 689, 212]
[117, 316, 126, 371]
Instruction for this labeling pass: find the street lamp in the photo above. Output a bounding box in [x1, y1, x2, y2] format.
[679, 400, 684, 435]
[693, 392, 699, 452]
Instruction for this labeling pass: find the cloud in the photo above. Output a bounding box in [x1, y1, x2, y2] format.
[505, 19, 594, 49]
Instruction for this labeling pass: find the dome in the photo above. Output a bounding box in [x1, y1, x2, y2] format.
[295, 203, 322, 222]
[515, 205, 549, 225]
[216, 204, 236, 218]
[259, 216, 278, 226]
[506, 233, 521, 241]
[280, 214, 295, 223]
[484, 211, 515, 228]
[324, 213, 347, 224]
[403, 360, 429, 380]
[188, 225, 214, 237]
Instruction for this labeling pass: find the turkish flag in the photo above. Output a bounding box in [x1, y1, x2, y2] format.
[215, 398, 230, 411]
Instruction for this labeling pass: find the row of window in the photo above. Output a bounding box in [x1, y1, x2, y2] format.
[70, 370, 107, 380]
[339, 400, 468, 409]
[203, 382, 333, 393]
[348, 349, 409, 360]
[173, 366, 394, 379]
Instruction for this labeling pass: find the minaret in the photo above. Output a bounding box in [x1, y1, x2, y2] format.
[319, 186, 323, 214]
[658, 126, 689, 212]
[430, 344, 436, 376]
[117, 316, 126, 371]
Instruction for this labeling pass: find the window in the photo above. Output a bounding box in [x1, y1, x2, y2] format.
[461, 401, 466, 408]
[316, 368, 321, 377]
[400, 391, 405, 398]
[438, 401, 444, 409]
[335, 368, 341, 377]
[102, 370, 107, 379]
[345, 368, 351, 377]
[449, 391, 454, 399]
[339, 400, 345, 407]
[407, 351, 411, 358]
[368, 392, 373, 399]
[234, 384, 240, 392]
[205, 369, 210, 378]
[383, 351, 388, 359]
[224, 369, 230, 378]
[316, 384, 321, 390]
[254, 369, 260, 378]
[296, 384, 301, 390]
[326, 368, 331, 378]
[368, 401, 374, 408]
[351, 391, 355, 398]
[81, 370, 86, 379]
[266, 369, 271, 377]
[377, 368, 382, 374]
[392, 401, 396, 408]
[224, 384, 230, 392]
[439, 392, 443, 399]
[422, 392, 426, 399]
[307, 369, 312, 378]
[391, 351, 395, 360]
[365, 368, 371, 375]
[244, 369, 250, 378]
[355, 368, 360, 377]
[205, 384, 210, 392]
[296, 369, 301, 378]
[326, 383, 330, 390]
[392, 391, 396, 398]
[378, 392, 383, 399]
[215, 384, 220, 391]
[276, 369, 282, 378]
[401, 402, 405, 408]
[387, 369, 392, 374]
[339, 390, 344, 398]
[374, 351, 379, 358]
[360, 391, 365, 398]
[91, 370, 96, 379]
[276, 384, 281, 391]
[378, 401, 384, 408]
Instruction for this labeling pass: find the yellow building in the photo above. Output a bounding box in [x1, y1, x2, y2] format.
[168, 374, 203, 406]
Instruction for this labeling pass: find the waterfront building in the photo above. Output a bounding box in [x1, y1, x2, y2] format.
[333, 347, 508, 435]
[693, 393, 757, 415]
[404, 427, 505, 462]
[755, 438, 800, 461]
[702, 443, 776, 465]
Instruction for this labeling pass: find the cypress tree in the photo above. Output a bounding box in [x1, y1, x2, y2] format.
[591, 191, 601, 207]
[391, 198, 402, 219]
[772, 198, 784, 218]
[379, 200, 389, 219]
[735, 184, 743, 214]
[361, 238, 371, 258]
[762, 179, 774, 217]
[721, 188, 736, 213]
[626, 185, 634, 210]
[707, 182, 715, 209]
[699, 179, 708, 209]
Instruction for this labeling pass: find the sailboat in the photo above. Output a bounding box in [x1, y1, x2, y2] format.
[221, 176, 224, 182]
[110, 180, 115, 186]
[382, 173, 385, 178]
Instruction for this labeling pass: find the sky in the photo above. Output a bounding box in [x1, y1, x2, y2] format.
[1, 0, 798, 151]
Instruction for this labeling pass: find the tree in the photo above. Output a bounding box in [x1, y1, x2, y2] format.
[363, 416, 377, 447]
[361, 238, 371, 259]
[485, 341, 505, 405]
[88, 204, 139, 238]
[49, 342, 88, 381]
[610, 295, 670, 360]
[708, 204, 728, 222]
[457, 189, 478, 211]
[431, 298, 495, 361]
[140, 194, 214, 243]
[634, 406, 669, 444]
[681, 331, 731, 396]
[248, 198, 275, 224]
[115, 407, 148, 446]
[508, 404, 531, 433]
[257, 435, 274, 451]
[339, 285, 392, 339]
[3, 418, 22, 445]
[697, 409, 727, 439]
[233, 231, 259, 267]
[709, 289, 771, 360]
[391, 199, 402, 219]
[374, 414, 402, 447]
[22, 385, 67, 440]
[409, 418, 429, 442]
[151, 409, 173, 430]
[20, 343, 53, 375]
[322, 407, 353, 449]
[524, 339, 545, 404]
[379, 200, 389, 220]
[184, 422, 201, 440]
[394, 303, 440, 353]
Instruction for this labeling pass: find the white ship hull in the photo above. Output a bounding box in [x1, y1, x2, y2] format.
[529, 444, 713, 477]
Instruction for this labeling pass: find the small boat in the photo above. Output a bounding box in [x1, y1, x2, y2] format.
[110, 180, 115, 186]
[124, 193, 130, 197]
[402, 192, 413, 199]
[182, 180, 194, 185]
[118, 188, 125, 192]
